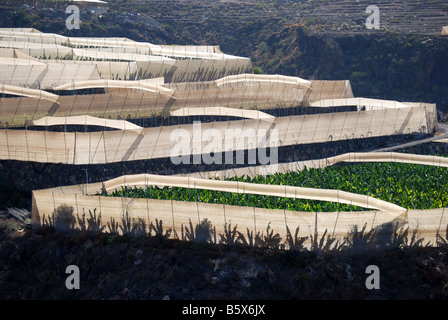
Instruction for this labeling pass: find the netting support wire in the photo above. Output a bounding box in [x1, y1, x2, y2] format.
[371, 209, 378, 231]
[52, 191, 56, 218]
[170, 199, 178, 238]
[121, 193, 125, 219]
[195, 181, 200, 225]
[25, 126, 30, 162]
[82, 168, 88, 195]
[437, 207, 446, 237]
[75, 193, 80, 221]
[332, 210, 340, 239]
[146, 197, 151, 233]
[253, 206, 257, 236]
[283, 185, 288, 233]
[5, 128, 10, 160]
[339, 111, 348, 141]
[393, 106, 401, 134]
[44, 125, 49, 163]
[314, 211, 318, 249]
[380, 108, 388, 136]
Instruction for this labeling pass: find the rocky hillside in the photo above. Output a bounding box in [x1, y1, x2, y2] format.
[252, 25, 448, 116]
[1, 0, 447, 115]
[1, 213, 448, 300]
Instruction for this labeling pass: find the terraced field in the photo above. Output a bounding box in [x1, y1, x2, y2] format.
[1, 0, 448, 303]
[141, 0, 448, 35]
[2, 0, 448, 39]
[100, 160, 448, 212]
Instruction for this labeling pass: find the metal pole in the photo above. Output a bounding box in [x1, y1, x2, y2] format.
[82, 168, 88, 195]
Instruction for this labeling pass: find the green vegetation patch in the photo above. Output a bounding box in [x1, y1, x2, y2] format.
[98, 162, 448, 212]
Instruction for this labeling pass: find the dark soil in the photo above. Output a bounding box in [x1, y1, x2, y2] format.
[0, 215, 447, 301]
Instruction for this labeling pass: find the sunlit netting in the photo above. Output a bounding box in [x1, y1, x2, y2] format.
[0, 29, 252, 84]
[1, 29, 446, 248]
[0, 102, 437, 164]
[442, 26, 448, 35]
[0, 29, 357, 128]
[31, 165, 447, 248]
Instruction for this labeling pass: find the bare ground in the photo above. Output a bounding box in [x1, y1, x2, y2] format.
[0, 213, 447, 301]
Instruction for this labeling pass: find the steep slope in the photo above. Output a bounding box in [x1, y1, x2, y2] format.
[252, 25, 448, 115]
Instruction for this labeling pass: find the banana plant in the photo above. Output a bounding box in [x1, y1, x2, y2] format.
[98, 161, 448, 212]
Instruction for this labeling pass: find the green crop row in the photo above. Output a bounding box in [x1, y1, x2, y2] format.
[98, 162, 448, 212]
